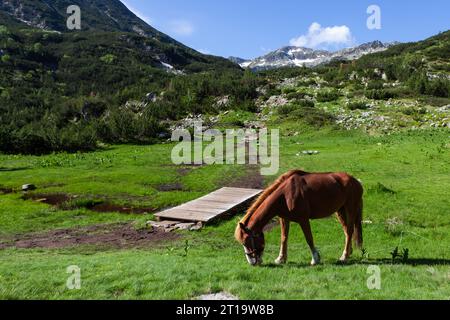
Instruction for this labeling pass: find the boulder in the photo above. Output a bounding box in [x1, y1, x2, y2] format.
[22, 184, 36, 192]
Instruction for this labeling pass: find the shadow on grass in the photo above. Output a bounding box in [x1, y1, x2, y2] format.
[336, 258, 450, 267]
[0, 167, 30, 172]
[261, 258, 450, 269]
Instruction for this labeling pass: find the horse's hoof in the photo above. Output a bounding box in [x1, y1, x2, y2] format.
[311, 251, 321, 266]
[339, 256, 348, 263]
[310, 259, 320, 266]
[275, 257, 287, 265]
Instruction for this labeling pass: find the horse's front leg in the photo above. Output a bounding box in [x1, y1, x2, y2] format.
[299, 219, 321, 266]
[275, 218, 290, 265]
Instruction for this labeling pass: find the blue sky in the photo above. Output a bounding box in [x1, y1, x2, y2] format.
[120, 0, 450, 59]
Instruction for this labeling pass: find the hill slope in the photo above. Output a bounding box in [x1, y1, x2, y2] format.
[0, 0, 247, 154]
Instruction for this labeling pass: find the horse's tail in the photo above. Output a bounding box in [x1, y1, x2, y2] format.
[241, 170, 307, 225]
[353, 196, 364, 249]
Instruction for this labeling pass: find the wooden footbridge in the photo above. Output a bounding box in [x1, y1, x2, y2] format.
[154, 187, 262, 224]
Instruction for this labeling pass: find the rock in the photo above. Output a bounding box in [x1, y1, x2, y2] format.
[22, 184, 36, 192]
[147, 220, 179, 229]
[262, 95, 289, 109]
[164, 227, 178, 233]
[147, 220, 203, 232]
[197, 292, 239, 300]
[175, 222, 196, 230]
[145, 92, 157, 102]
[214, 96, 231, 108]
[157, 132, 170, 139]
[301, 150, 320, 156]
[190, 222, 203, 231]
[437, 105, 450, 113]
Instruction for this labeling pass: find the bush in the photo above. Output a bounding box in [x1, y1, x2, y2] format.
[428, 79, 449, 98]
[316, 90, 340, 102]
[296, 99, 315, 108]
[297, 79, 317, 87]
[282, 87, 297, 95]
[401, 106, 427, 116]
[291, 107, 335, 127]
[286, 91, 307, 100]
[277, 104, 299, 117]
[347, 101, 369, 110]
[365, 89, 397, 100]
[367, 80, 384, 90]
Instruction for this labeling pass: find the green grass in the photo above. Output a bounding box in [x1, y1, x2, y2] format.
[1, 125, 449, 300]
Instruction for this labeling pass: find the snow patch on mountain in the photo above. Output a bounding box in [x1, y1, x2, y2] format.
[232, 41, 396, 70]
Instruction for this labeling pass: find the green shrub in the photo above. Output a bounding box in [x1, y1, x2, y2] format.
[100, 54, 117, 64]
[365, 89, 397, 100]
[367, 80, 384, 90]
[286, 91, 307, 100]
[401, 106, 427, 117]
[316, 90, 340, 102]
[428, 78, 449, 98]
[296, 99, 315, 108]
[282, 87, 297, 94]
[290, 107, 335, 127]
[347, 101, 370, 110]
[297, 79, 317, 87]
[277, 104, 299, 117]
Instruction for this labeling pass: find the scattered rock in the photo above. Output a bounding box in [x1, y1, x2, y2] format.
[197, 292, 239, 301]
[174, 222, 196, 230]
[22, 184, 36, 192]
[214, 96, 231, 108]
[148, 220, 179, 229]
[261, 95, 289, 109]
[147, 220, 203, 232]
[297, 150, 320, 156]
[189, 222, 203, 231]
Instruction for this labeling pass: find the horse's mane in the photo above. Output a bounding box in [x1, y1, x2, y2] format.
[235, 170, 308, 243]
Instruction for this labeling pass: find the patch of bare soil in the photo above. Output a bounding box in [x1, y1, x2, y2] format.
[22, 193, 156, 214]
[156, 182, 185, 192]
[224, 165, 265, 190]
[0, 187, 13, 194]
[22, 193, 72, 205]
[0, 223, 180, 250]
[89, 203, 155, 214]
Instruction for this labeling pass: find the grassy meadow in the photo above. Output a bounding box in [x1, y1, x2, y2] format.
[0, 122, 449, 300]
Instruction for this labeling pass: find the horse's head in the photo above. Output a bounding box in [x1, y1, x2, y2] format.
[235, 223, 265, 266]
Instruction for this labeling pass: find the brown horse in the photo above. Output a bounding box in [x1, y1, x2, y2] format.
[235, 170, 364, 266]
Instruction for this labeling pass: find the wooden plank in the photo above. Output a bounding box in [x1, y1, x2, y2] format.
[154, 187, 262, 223]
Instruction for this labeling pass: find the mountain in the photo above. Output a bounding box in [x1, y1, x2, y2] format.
[1, 0, 175, 42]
[0, 0, 248, 154]
[0, 0, 237, 72]
[228, 56, 249, 65]
[235, 41, 395, 70]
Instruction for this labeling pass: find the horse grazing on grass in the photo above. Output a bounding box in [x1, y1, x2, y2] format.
[235, 170, 364, 266]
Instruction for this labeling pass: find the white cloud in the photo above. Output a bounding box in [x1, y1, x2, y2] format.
[120, 1, 153, 25]
[168, 20, 195, 36]
[290, 22, 354, 49]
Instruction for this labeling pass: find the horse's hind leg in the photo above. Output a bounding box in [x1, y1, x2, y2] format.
[299, 219, 320, 266]
[275, 218, 290, 265]
[337, 208, 354, 262]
